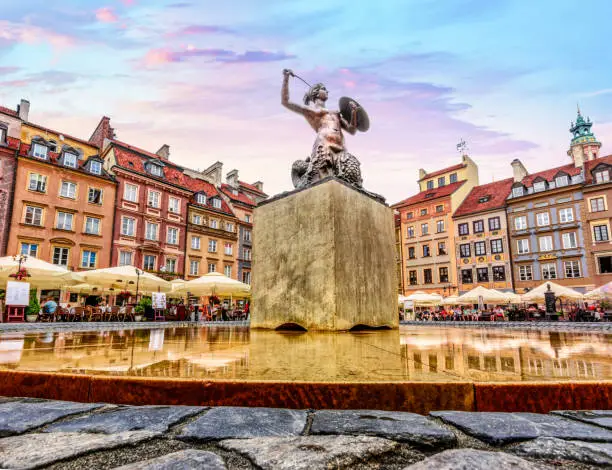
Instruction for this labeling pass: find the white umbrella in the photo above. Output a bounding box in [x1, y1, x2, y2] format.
[173, 272, 250, 297]
[405, 291, 443, 306]
[441, 295, 460, 305]
[73, 265, 171, 293]
[584, 281, 612, 300]
[457, 286, 511, 304]
[492, 290, 522, 304]
[521, 281, 583, 302]
[0, 255, 74, 288]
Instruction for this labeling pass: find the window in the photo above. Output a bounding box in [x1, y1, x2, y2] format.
[190, 260, 200, 276]
[436, 220, 444, 233]
[167, 227, 178, 244]
[474, 241, 486, 256]
[460, 244, 471, 258]
[556, 175, 569, 187]
[20, 243, 38, 258]
[245, 214, 252, 223]
[423, 245, 430, 257]
[124, 183, 138, 202]
[477, 268, 489, 282]
[208, 263, 216, 273]
[244, 248, 252, 260]
[224, 265, 232, 278]
[512, 186, 524, 198]
[24, 206, 43, 226]
[514, 216, 527, 230]
[149, 164, 163, 177]
[491, 239, 503, 254]
[244, 230, 252, 241]
[143, 255, 156, 270]
[119, 251, 133, 266]
[594, 225, 609, 242]
[426, 180, 434, 190]
[407, 226, 415, 238]
[56, 212, 74, 231]
[88, 188, 102, 204]
[408, 247, 416, 259]
[60, 181, 77, 199]
[539, 236, 553, 252]
[562, 232, 577, 249]
[542, 263, 557, 280]
[224, 243, 233, 255]
[406, 212, 414, 220]
[438, 242, 446, 255]
[52, 247, 69, 266]
[450, 173, 458, 183]
[421, 223, 428, 235]
[32, 143, 48, 159]
[212, 198, 222, 209]
[533, 181, 546, 192]
[208, 239, 217, 252]
[597, 256, 612, 274]
[461, 269, 473, 284]
[423, 268, 432, 284]
[121, 217, 135, 236]
[81, 250, 96, 269]
[89, 160, 102, 175]
[488, 217, 501, 231]
[85, 217, 100, 235]
[458, 223, 469, 236]
[517, 239, 529, 254]
[420, 208, 428, 216]
[564, 260, 581, 278]
[196, 193, 207, 204]
[168, 197, 180, 213]
[518, 265, 533, 281]
[595, 170, 610, 184]
[28, 173, 47, 192]
[148, 190, 161, 208]
[558, 208, 574, 223]
[191, 236, 201, 249]
[536, 212, 550, 226]
[492, 266, 505, 281]
[63, 152, 77, 168]
[438, 177, 445, 187]
[145, 222, 158, 240]
[590, 197, 605, 212]
[0, 126, 6, 143]
[210, 219, 219, 229]
[439, 267, 449, 283]
[165, 258, 176, 273]
[473, 220, 484, 233]
[242, 271, 251, 284]
[191, 215, 201, 225]
[409, 270, 417, 285]
[226, 223, 234, 232]
[435, 204, 444, 213]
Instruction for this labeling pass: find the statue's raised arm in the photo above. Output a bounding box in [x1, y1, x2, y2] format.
[281, 69, 312, 116]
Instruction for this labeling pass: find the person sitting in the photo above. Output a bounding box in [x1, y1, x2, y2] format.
[43, 297, 58, 315]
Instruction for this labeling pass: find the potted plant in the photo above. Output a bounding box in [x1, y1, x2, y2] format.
[25, 290, 40, 322]
[134, 296, 152, 322]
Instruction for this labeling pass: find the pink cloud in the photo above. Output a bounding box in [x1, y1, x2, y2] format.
[0, 20, 76, 49]
[121, 0, 136, 5]
[95, 7, 119, 23]
[143, 48, 175, 66]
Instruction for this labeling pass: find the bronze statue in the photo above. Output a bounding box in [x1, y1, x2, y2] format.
[281, 69, 369, 189]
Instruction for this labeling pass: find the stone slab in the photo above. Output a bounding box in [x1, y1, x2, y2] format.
[310, 410, 456, 448]
[251, 178, 397, 331]
[0, 431, 157, 469]
[114, 450, 227, 470]
[431, 411, 612, 445]
[221, 435, 397, 470]
[551, 410, 612, 430]
[512, 437, 612, 466]
[45, 405, 204, 434]
[0, 399, 104, 436]
[178, 407, 307, 441]
[403, 449, 536, 470]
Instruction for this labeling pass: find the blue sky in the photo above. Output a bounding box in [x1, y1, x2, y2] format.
[1, 0, 611, 201]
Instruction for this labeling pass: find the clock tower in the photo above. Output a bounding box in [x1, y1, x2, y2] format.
[568, 106, 601, 168]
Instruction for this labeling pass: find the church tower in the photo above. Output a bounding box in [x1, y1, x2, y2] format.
[568, 106, 601, 168]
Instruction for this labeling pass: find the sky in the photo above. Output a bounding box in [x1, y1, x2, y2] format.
[1, 0, 612, 203]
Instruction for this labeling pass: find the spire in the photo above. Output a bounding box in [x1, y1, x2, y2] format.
[568, 105, 601, 166]
[569, 106, 596, 144]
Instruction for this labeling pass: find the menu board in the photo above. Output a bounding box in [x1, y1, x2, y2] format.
[152, 292, 167, 310]
[6, 281, 30, 306]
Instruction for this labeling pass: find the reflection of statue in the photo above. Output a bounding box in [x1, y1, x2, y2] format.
[281, 69, 368, 189]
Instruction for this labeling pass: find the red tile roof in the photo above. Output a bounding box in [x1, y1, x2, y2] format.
[221, 184, 256, 206]
[26, 122, 99, 150]
[418, 163, 466, 181]
[184, 177, 234, 216]
[239, 180, 267, 196]
[392, 180, 466, 208]
[453, 178, 513, 218]
[584, 155, 612, 184]
[519, 163, 581, 188]
[0, 106, 18, 118]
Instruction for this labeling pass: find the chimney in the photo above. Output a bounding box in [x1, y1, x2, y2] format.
[89, 116, 115, 149]
[17, 99, 30, 121]
[156, 144, 170, 161]
[511, 159, 528, 183]
[253, 181, 264, 192]
[226, 169, 239, 189]
[418, 168, 427, 181]
[201, 161, 223, 186]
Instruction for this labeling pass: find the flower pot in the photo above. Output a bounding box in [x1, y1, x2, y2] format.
[134, 315, 143, 322]
[26, 314, 38, 323]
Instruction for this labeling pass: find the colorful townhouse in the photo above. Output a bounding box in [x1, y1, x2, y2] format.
[392, 154, 479, 296]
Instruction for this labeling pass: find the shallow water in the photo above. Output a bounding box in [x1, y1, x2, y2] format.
[0, 326, 610, 382]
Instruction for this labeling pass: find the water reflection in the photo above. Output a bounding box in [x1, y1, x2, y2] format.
[0, 326, 609, 382]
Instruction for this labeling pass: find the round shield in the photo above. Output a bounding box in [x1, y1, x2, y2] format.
[339, 97, 370, 132]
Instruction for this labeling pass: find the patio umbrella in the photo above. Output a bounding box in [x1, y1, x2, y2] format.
[441, 295, 460, 305]
[585, 281, 612, 300]
[521, 281, 583, 302]
[457, 286, 510, 304]
[73, 265, 171, 293]
[405, 291, 443, 306]
[173, 272, 251, 297]
[492, 290, 522, 304]
[0, 256, 74, 288]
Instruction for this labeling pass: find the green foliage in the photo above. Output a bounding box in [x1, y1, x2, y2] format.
[135, 296, 152, 315]
[26, 290, 40, 316]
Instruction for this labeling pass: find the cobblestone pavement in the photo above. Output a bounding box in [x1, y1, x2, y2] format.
[0, 398, 610, 469]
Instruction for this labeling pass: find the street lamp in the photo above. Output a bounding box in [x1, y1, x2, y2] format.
[10, 254, 30, 281]
[135, 268, 142, 302]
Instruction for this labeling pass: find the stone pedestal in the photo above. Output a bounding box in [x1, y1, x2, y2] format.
[251, 178, 397, 331]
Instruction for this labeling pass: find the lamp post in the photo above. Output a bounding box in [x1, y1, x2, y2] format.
[11, 254, 30, 281]
[135, 268, 142, 302]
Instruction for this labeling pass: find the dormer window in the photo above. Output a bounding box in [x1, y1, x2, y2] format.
[149, 165, 163, 177]
[512, 186, 524, 198]
[32, 142, 48, 159]
[595, 170, 610, 184]
[90, 160, 102, 175]
[232, 189, 239, 196]
[478, 195, 491, 203]
[196, 193, 207, 204]
[555, 175, 569, 187]
[0, 124, 7, 144]
[212, 198, 222, 209]
[533, 181, 546, 192]
[64, 152, 77, 168]
[48, 140, 57, 152]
